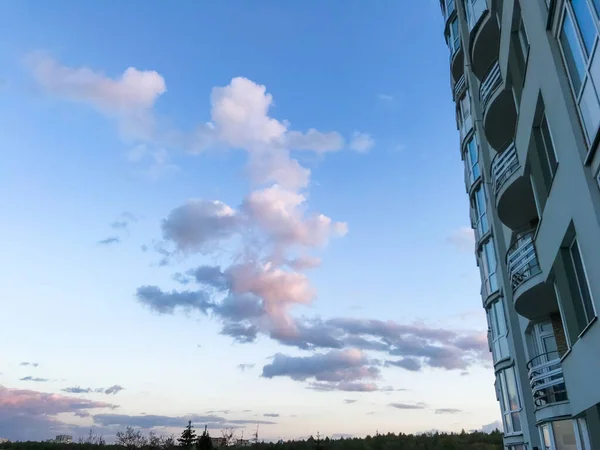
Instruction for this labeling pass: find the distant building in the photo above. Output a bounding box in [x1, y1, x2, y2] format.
[236, 439, 250, 447]
[55, 435, 73, 444]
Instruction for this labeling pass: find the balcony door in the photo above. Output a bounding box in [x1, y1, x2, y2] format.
[533, 321, 558, 360]
[531, 322, 566, 407]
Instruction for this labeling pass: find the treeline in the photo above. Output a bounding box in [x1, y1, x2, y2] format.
[256, 431, 503, 450]
[0, 429, 503, 450]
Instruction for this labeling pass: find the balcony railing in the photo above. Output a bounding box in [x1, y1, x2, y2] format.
[507, 230, 541, 291]
[480, 61, 501, 110]
[491, 142, 519, 195]
[527, 351, 568, 408]
[454, 74, 466, 98]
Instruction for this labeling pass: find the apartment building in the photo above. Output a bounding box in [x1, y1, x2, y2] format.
[439, 1, 600, 449]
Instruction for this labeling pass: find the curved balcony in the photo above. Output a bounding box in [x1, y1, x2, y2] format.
[491, 143, 537, 230]
[451, 45, 464, 84]
[480, 62, 517, 151]
[470, 6, 500, 81]
[507, 231, 554, 319]
[527, 351, 568, 409]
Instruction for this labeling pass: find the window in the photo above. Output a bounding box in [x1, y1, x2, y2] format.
[593, 0, 600, 17]
[460, 91, 471, 123]
[568, 239, 596, 330]
[554, 281, 573, 349]
[480, 239, 498, 297]
[446, 0, 456, 18]
[574, 417, 592, 450]
[534, 113, 559, 190]
[466, 136, 481, 186]
[449, 18, 460, 53]
[458, 90, 472, 133]
[552, 420, 578, 450]
[572, 0, 597, 55]
[488, 300, 509, 362]
[507, 446, 526, 450]
[497, 367, 522, 434]
[518, 14, 529, 57]
[472, 185, 488, 240]
[558, 1, 600, 144]
[561, 11, 586, 92]
[464, 0, 487, 30]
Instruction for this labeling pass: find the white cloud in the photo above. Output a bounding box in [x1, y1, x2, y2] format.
[446, 227, 475, 253]
[27, 54, 166, 140]
[480, 420, 503, 433]
[247, 150, 311, 191]
[349, 132, 375, 153]
[242, 184, 348, 250]
[286, 129, 345, 153]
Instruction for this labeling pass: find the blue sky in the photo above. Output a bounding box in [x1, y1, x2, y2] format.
[0, 0, 501, 442]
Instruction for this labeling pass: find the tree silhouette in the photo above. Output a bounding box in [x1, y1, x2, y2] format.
[178, 421, 198, 449]
[197, 425, 213, 450]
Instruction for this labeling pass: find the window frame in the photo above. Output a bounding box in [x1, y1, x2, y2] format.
[497, 366, 523, 435]
[465, 135, 481, 186]
[557, 1, 600, 145]
[480, 238, 498, 297]
[554, 280, 573, 349]
[574, 417, 592, 450]
[472, 184, 489, 241]
[539, 113, 559, 177]
[569, 238, 597, 327]
[488, 300, 510, 362]
[449, 17, 460, 54]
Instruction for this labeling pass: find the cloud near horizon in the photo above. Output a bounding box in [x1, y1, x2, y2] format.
[61, 385, 125, 395]
[0, 385, 117, 441]
[19, 376, 49, 382]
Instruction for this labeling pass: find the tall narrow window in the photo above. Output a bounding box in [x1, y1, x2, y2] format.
[450, 18, 460, 53]
[472, 186, 488, 240]
[488, 300, 509, 362]
[559, 2, 600, 144]
[534, 113, 559, 191]
[481, 239, 498, 297]
[561, 11, 586, 92]
[446, 0, 455, 17]
[466, 136, 480, 185]
[497, 367, 522, 434]
[575, 417, 592, 450]
[569, 239, 596, 330]
[571, 0, 597, 55]
[593, 0, 600, 18]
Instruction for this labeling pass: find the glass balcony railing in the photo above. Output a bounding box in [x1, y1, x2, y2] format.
[507, 230, 541, 291]
[480, 61, 501, 110]
[491, 142, 519, 195]
[527, 351, 568, 408]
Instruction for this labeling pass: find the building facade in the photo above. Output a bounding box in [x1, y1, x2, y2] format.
[439, 1, 600, 449]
